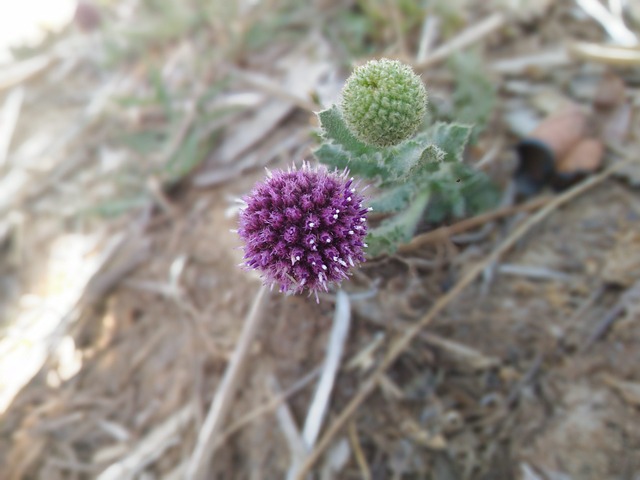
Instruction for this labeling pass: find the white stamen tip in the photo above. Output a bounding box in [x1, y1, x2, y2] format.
[296, 256, 300, 260]
[309, 222, 315, 228]
[363, 243, 368, 247]
[333, 214, 338, 219]
[348, 230, 354, 235]
[322, 265, 327, 270]
[347, 197, 351, 201]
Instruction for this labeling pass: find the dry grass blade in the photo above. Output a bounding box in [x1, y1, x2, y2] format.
[413, 12, 506, 70]
[583, 279, 640, 350]
[348, 421, 371, 480]
[420, 332, 500, 370]
[294, 157, 636, 479]
[187, 285, 269, 480]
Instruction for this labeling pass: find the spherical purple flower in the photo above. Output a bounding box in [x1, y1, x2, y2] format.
[238, 162, 368, 298]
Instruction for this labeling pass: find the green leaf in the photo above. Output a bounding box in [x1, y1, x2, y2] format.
[407, 144, 445, 178]
[368, 183, 415, 213]
[317, 106, 374, 157]
[426, 122, 472, 163]
[314, 143, 386, 179]
[315, 105, 389, 179]
[380, 133, 427, 176]
[456, 166, 501, 216]
[366, 191, 430, 256]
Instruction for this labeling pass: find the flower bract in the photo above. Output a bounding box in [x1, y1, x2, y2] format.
[340, 58, 428, 147]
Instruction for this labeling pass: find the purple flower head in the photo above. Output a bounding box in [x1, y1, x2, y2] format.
[238, 162, 368, 298]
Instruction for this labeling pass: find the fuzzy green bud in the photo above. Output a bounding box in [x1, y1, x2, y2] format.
[340, 59, 428, 147]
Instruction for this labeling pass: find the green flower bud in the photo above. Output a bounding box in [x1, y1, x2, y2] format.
[340, 58, 428, 148]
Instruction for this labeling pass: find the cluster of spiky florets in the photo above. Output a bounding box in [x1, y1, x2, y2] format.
[340, 58, 428, 147]
[237, 163, 368, 297]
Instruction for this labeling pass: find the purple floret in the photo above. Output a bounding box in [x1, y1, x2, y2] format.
[237, 162, 368, 297]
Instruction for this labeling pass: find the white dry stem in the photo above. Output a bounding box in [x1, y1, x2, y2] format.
[575, 0, 638, 46]
[187, 285, 269, 480]
[302, 290, 351, 449]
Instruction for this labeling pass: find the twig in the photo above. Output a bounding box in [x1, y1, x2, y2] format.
[302, 290, 351, 449]
[187, 285, 269, 480]
[348, 421, 372, 480]
[397, 195, 551, 254]
[583, 279, 640, 350]
[506, 353, 543, 407]
[496, 263, 574, 282]
[420, 332, 500, 370]
[295, 156, 635, 479]
[560, 285, 605, 336]
[413, 12, 506, 70]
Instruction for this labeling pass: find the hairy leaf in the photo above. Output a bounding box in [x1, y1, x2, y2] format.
[368, 183, 416, 213]
[315, 106, 389, 179]
[317, 106, 375, 157]
[426, 122, 472, 163]
[366, 191, 430, 256]
[314, 143, 387, 179]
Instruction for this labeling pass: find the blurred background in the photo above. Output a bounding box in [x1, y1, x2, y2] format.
[0, 0, 639, 478]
